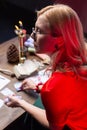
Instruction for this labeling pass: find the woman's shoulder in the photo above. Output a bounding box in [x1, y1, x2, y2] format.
[51, 71, 76, 84]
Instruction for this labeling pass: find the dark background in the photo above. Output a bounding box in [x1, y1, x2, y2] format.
[0, 0, 53, 43]
[0, 0, 87, 43]
[0, 1, 36, 43]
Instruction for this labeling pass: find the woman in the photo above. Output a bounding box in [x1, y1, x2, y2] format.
[5, 4, 87, 130]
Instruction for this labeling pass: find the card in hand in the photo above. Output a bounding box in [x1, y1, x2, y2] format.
[14, 82, 22, 92]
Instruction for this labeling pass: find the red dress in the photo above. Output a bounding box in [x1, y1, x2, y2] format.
[41, 71, 87, 130]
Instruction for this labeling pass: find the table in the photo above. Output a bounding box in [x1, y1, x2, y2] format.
[0, 37, 38, 129]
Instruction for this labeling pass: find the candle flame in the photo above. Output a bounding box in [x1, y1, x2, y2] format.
[19, 21, 23, 26]
[15, 25, 20, 30]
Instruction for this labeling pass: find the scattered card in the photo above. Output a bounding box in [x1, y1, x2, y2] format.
[1, 88, 14, 96]
[4, 95, 22, 104]
[0, 75, 10, 90]
[14, 82, 22, 92]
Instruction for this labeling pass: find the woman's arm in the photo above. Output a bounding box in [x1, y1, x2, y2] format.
[5, 96, 49, 128]
[20, 100, 49, 128]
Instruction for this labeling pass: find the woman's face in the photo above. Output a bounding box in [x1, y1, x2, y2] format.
[31, 15, 57, 53]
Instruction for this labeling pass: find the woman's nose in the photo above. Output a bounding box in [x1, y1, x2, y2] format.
[31, 32, 34, 39]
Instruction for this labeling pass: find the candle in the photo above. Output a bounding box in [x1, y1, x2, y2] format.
[15, 25, 22, 35]
[14, 21, 27, 63]
[19, 20, 23, 29]
[15, 25, 20, 31]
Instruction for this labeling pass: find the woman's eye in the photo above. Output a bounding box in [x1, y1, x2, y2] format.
[35, 27, 46, 34]
[35, 27, 42, 34]
[37, 29, 41, 33]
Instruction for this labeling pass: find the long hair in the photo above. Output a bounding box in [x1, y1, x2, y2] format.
[37, 4, 87, 77]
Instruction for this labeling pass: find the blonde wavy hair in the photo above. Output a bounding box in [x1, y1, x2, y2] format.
[37, 4, 87, 77]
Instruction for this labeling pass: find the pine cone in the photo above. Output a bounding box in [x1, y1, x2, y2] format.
[7, 44, 19, 63]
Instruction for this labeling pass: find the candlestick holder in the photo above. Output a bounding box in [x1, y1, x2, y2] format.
[14, 21, 27, 63]
[18, 34, 27, 63]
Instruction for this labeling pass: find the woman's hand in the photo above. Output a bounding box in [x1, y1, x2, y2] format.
[4, 95, 22, 108]
[21, 78, 37, 91]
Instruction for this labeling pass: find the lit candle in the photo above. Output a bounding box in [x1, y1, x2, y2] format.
[14, 21, 26, 63]
[19, 20, 23, 29]
[15, 25, 22, 35]
[15, 25, 20, 31]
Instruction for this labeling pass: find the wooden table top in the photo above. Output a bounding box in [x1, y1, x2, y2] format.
[0, 37, 38, 129]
